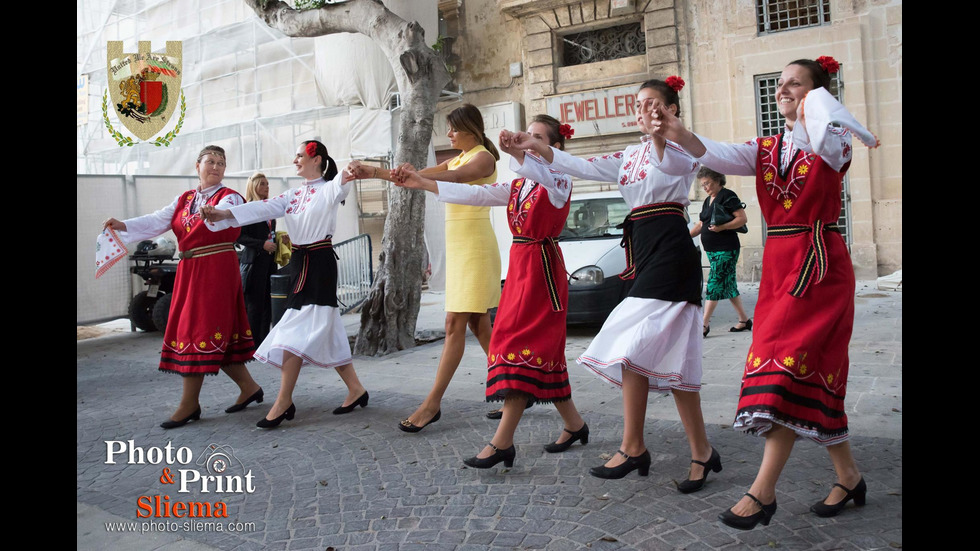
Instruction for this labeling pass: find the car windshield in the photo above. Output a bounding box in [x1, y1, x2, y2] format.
[560, 197, 630, 239]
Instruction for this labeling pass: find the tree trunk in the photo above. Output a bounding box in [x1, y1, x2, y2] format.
[244, 0, 448, 355]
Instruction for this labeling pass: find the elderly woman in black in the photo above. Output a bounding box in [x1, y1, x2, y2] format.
[689, 167, 752, 336]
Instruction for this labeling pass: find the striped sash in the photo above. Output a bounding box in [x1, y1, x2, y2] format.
[290, 238, 335, 294]
[767, 221, 841, 298]
[512, 236, 564, 312]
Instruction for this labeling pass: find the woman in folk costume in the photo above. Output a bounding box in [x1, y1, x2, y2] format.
[507, 79, 721, 490]
[651, 56, 879, 529]
[394, 103, 504, 433]
[103, 145, 262, 429]
[201, 141, 369, 428]
[393, 115, 588, 468]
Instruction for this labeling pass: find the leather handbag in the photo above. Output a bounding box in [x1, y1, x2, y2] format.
[710, 194, 748, 234]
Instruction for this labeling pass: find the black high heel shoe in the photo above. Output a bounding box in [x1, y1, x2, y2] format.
[677, 447, 722, 493]
[332, 391, 369, 415]
[225, 388, 264, 413]
[160, 407, 201, 429]
[729, 319, 753, 332]
[398, 409, 441, 433]
[810, 477, 866, 517]
[463, 443, 516, 469]
[718, 492, 777, 530]
[256, 403, 295, 429]
[543, 423, 589, 453]
[589, 449, 651, 479]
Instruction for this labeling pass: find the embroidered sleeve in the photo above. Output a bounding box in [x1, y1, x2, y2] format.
[791, 87, 856, 173]
[509, 155, 571, 208]
[696, 135, 759, 177]
[436, 180, 511, 206]
[119, 194, 181, 243]
[651, 140, 700, 177]
[324, 171, 354, 205]
[516, 146, 622, 184]
[227, 191, 290, 228]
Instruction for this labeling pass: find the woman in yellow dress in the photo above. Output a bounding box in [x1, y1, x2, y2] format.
[396, 104, 502, 432]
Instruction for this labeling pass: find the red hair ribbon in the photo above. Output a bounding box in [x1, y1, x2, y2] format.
[558, 124, 575, 139]
[305, 142, 318, 157]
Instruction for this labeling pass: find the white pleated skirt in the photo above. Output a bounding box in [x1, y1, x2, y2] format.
[254, 304, 352, 369]
[578, 297, 703, 392]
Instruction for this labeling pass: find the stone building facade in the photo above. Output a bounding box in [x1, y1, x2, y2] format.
[434, 0, 901, 279]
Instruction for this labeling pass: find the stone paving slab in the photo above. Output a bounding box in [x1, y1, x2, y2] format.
[77, 285, 901, 550]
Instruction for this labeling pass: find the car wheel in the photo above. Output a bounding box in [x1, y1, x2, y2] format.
[128, 291, 158, 332]
[151, 292, 172, 332]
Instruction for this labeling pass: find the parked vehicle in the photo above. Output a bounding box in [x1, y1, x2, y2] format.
[558, 191, 697, 325]
[128, 237, 178, 332]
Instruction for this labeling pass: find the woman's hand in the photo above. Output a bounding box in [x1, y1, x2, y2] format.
[263, 240, 277, 253]
[390, 163, 417, 184]
[345, 161, 373, 180]
[393, 167, 438, 193]
[199, 205, 232, 222]
[103, 218, 127, 231]
[649, 104, 707, 157]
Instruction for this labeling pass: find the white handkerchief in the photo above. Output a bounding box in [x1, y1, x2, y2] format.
[95, 227, 128, 279]
[803, 87, 880, 149]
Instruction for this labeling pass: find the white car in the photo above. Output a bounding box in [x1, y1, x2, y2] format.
[559, 191, 696, 324]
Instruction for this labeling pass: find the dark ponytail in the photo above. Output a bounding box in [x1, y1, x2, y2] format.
[302, 140, 338, 180]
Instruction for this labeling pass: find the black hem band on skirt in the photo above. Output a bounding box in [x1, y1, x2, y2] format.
[485, 390, 571, 405]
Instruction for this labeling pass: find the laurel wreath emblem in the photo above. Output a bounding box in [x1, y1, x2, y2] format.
[102, 90, 186, 147]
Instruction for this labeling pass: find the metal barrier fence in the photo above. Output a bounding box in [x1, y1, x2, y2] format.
[334, 234, 374, 314]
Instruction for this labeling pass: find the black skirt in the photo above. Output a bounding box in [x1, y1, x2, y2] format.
[284, 240, 339, 310]
[626, 215, 702, 306]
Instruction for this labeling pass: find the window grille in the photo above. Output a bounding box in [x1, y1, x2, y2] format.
[754, 70, 851, 246]
[756, 0, 830, 34]
[561, 23, 645, 67]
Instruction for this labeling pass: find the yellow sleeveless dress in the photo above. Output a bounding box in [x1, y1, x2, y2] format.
[445, 145, 501, 312]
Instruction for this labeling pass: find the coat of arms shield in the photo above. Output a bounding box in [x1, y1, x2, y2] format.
[107, 41, 182, 141]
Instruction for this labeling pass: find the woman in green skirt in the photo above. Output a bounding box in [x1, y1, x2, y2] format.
[689, 167, 752, 337]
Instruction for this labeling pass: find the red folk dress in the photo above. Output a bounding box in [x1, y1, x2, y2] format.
[435, 157, 573, 403]
[694, 88, 876, 445]
[122, 185, 255, 375]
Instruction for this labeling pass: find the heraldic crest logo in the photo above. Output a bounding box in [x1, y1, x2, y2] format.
[106, 41, 184, 145]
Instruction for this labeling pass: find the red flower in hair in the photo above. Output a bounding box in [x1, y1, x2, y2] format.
[305, 142, 318, 157]
[665, 75, 685, 92]
[558, 124, 575, 139]
[816, 56, 840, 74]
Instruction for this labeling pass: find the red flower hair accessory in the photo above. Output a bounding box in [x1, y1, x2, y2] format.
[305, 142, 318, 157]
[558, 124, 575, 139]
[665, 75, 685, 92]
[816, 56, 840, 74]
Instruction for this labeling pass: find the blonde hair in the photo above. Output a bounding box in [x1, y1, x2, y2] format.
[245, 172, 269, 202]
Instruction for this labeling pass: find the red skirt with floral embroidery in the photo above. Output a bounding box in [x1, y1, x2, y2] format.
[733, 230, 854, 445]
[486, 243, 570, 404]
[159, 249, 255, 375]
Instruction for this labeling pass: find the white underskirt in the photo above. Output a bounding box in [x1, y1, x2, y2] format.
[254, 303, 352, 369]
[577, 297, 703, 391]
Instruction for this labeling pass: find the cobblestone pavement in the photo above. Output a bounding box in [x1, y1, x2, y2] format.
[77, 284, 902, 550]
